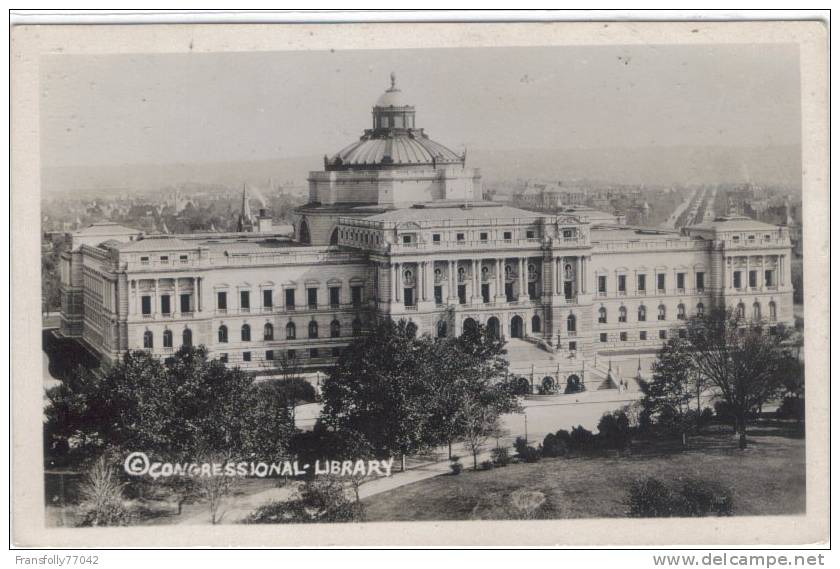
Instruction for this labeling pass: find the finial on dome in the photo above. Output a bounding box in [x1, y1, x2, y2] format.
[389, 72, 396, 91]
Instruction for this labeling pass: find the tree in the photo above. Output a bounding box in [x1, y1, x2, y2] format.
[682, 307, 796, 449]
[76, 454, 131, 527]
[640, 338, 698, 447]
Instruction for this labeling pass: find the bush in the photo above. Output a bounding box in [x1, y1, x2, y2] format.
[449, 456, 463, 475]
[542, 433, 568, 458]
[554, 429, 572, 445]
[568, 425, 597, 452]
[519, 445, 542, 463]
[777, 395, 805, 421]
[480, 460, 495, 471]
[597, 410, 632, 450]
[698, 407, 715, 426]
[513, 436, 530, 457]
[75, 456, 132, 527]
[626, 476, 734, 518]
[491, 447, 511, 467]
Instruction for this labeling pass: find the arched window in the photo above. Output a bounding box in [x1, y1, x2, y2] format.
[531, 315, 542, 333]
[658, 304, 666, 321]
[352, 318, 362, 336]
[598, 306, 607, 324]
[286, 322, 296, 340]
[769, 301, 777, 321]
[736, 302, 746, 320]
[618, 306, 627, 323]
[143, 330, 153, 349]
[677, 303, 686, 320]
[241, 324, 251, 342]
[564, 264, 573, 280]
[218, 325, 228, 343]
[437, 320, 447, 338]
[753, 302, 761, 320]
[638, 305, 647, 322]
[566, 314, 577, 333]
[298, 218, 311, 245]
[182, 328, 192, 347]
[330, 319, 341, 338]
[308, 321, 318, 339]
[329, 228, 339, 245]
[696, 302, 705, 317]
[263, 323, 274, 341]
[163, 329, 173, 348]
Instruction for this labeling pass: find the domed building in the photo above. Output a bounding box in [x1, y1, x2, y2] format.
[294, 73, 482, 245]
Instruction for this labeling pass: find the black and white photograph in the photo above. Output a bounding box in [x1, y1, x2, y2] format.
[10, 15, 830, 549]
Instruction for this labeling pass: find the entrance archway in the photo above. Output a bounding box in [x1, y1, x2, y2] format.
[564, 374, 584, 394]
[487, 316, 500, 339]
[462, 317, 478, 337]
[514, 376, 531, 395]
[510, 315, 524, 338]
[531, 315, 542, 334]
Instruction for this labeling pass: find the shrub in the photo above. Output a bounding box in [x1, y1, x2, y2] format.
[519, 445, 542, 463]
[626, 476, 734, 518]
[480, 460, 495, 471]
[554, 429, 572, 446]
[678, 478, 733, 517]
[568, 425, 597, 452]
[776, 395, 805, 421]
[449, 456, 463, 475]
[75, 456, 132, 527]
[491, 447, 511, 467]
[714, 400, 737, 424]
[698, 407, 715, 426]
[597, 410, 632, 450]
[542, 433, 568, 458]
[513, 436, 530, 457]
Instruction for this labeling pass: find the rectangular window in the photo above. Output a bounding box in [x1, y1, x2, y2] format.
[640, 331, 647, 341]
[657, 273, 666, 292]
[568, 341, 577, 352]
[526, 230, 535, 239]
[432, 234, 441, 243]
[480, 232, 488, 241]
[217, 291, 227, 311]
[265, 350, 274, 361]
[307, 288, 318, 309]
[598, 275, 607, 295]
[482, 283, 490, 304]
[219, 353, 228, 363]
[160, 255, 169, 264]
[696, 272, 705, 291]
[140, 256, 150, 265]
[243, 352, 251, 362]
[309, 348, 319, 359]
[618, 275, 627, 294]
[351, 285, 363, 307]
[434, 285, 443, 305]
[285, 288, 296, 310]
[329, 287, 341, 308]
[749, 270, 757, 289]
[161, 294, 171, 315]
[456, 233, 465, 242]
[659, 329, 667, 340]
[240, 290, 250, 311]
[180, 294, 191, 313]
[528, 281, 537, 300]
[458, 284, 467, 305]
[600, 333, 608, 343]
[765, 269, 774, 287]
[637, 274, 646, 293]
[505, 282, 514, 302]
[676, 273, 686, 291]
[263, 289, 273, 309]
[179, 254, 188, 264]
[620, 332, 628, 342]
[402, 235, 411, 244]
[733, 271, 742, 289]
[141, 295, 152, 315]
[287, 349, 296, 360]
[503, 231, 512, 241]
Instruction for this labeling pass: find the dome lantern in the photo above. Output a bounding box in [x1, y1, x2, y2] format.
[372, 72, 416, 130]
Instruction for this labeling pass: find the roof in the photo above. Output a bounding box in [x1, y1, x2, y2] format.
[116, 237, 196, 252]
[687, 216, 782, 232]
[73, 222, 141, 236]
[591, 226, 681, 243]
[330, 131, 463, 168]
[363, 202, 544, 224]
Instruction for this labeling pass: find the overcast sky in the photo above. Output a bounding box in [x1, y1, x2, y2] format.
[40, 44, 801, 169]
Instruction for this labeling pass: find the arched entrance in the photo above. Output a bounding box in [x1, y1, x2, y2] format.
[564, 374, 584, 394]
[510, 315, 524, 338]
[514, 376, 531, 395]
[541, 376, 557, 394]
[487, 316, 500, 339]
[531, 315, 541, 334]
[462, 317, 478, 337]
[329, 227, 339, 246]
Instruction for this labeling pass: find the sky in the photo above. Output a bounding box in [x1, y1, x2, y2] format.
[40, 44, 801, 169]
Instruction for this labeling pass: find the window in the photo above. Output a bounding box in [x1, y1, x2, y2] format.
[640, 331, 647, 340]
[243, 351, 251, 362]
[733, 235, 740, 243]
[432, 234, 441, 243]
[163, 330, 173, 348]
[620, 332, 627, 342]
[696, 303, 705, 317]
[218, 325, 228, 343]
[141, 295, 152, 315]
[598, 307, 607, 324]
[285, 288, 296, 310]
[310, 348, 320, 359]
[263, 289, 273, 309]
[308, 321, 318, 339]
[266, 350, 274, 361]
[749, 270, 757, 289]
[179, 255, 188, 264]
[480, 232, 488, 241]
[659, 330, 667, 340]
[328, 286, 341, 308]
[482, 283, 491, 304]
[263, 323, 274, 341]
[352, 318, 362, 336]
[161, 295, 171, 315]
[638, 305, 647, 322]
[676, 272, 686, 291]
[600, 333, 608, 343]
[618, 275, 627, 294]
[618, 306, 627, 323]
[351, 285, 363, 307]
[241, 324, 251, 342]
[566, 314, 577, 333]
[140, 256, 150, 265]
[219, 353, 228, 363]
[402, 235, 411, 244]
[503, 231, 512, 240]
[307, 288, 318, 309]
[568, 341, 577, 352]
[182, 328, 192, 347]
[330, 319, 341, 338]
[657, 273, 666, 292]
[769, 301, 777, 321]
[456, 233, 465, 242]
[733, 271, 742, 289]
[696, 272, 705, 291]
[637, 274, 646, 293]
[217, 291, 227, 311]
[753, 302, 761, 320]
[143, 330, 153, 349]
[240, 290, 250, 311]
[598, 275, 607, 295]
[736, 302, 746, 319]
[180, 294, 191, 313]
[160, 255, 169, 264]
[677, 304, 686, 320]
[434, 285, 443, 305]
[765, 270, 774, 287]
[658, 304, 666, 321]
[286, 322, 296, 339]
[526, 230, 535, 239]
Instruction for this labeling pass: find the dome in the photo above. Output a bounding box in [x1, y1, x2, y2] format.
[330, 132, 463, 168]
[374, 72, 411, 108]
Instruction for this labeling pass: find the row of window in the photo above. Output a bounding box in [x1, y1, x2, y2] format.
[598, 303, 702, 324]
[218, 346, 342, 364]
[597, 271, 704, 295]
[217, 319, 363, 343]
[139, 254, 190, 265]
[599, 330, 672, 343]
[143, 328, 192, 349]
[732, 269, 777, 289]
[216, 286, 364, 311]
[140, 293, 193, 315]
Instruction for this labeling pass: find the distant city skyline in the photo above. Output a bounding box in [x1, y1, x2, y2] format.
[41, 44, 801, 189]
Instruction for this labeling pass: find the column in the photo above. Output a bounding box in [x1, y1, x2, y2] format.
[519, 257, 527, 299]
[419, 262, 426, 301]
[745, 256, 750, 290]
[779, 255, 786, 289]
[394, 263, 402, 302]
[576, 256, 582, 297]
[496, 258, 505, 301]
[173, 277, 180, 316]
[196, 277, 202, 312]
[555, 257, 562, 295]
[391, 263, 397, 303]
[582, 256, 588, 294]
[760, 256, 766, 291]
[472, 259, 480, 302]
[153, 279, 159, 317]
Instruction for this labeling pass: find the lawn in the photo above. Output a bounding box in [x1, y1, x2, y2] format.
[362, 419, 806, 521]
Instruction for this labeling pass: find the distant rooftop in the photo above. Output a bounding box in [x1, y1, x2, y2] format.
[687, 215, 783, 232]
[363, 201, 544, 223]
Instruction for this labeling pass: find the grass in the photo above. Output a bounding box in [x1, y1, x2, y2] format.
[361, 419, 806, 521]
